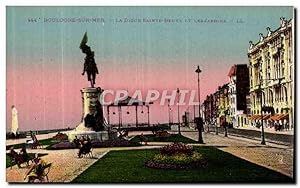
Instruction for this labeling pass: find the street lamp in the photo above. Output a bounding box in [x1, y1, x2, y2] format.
[215, 90, 220, 135]
[168, 99, 171, 126]
[223, 87, 230, 138]
[258, 81, 266, 145]
[258, 77, 284, 145]
[224, 110, 228, 137]
[195, 65, 204, 143]
[177, 88, 181, 135]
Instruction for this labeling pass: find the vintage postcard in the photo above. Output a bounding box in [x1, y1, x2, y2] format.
[6, 6, 295, 183]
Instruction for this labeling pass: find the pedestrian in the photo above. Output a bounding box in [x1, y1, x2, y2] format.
[73, 136, 80, 148]
[140, 133, 148, 145]
[78, 136, 92, 158]
[23, 153, 49, 182]
[195, 117, 204, 143]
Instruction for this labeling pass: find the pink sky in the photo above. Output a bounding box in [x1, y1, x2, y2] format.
[6, 58, 231, 131]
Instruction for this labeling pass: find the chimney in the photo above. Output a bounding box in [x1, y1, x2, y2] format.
[266, 27, 272, 37]
[249, 40, 254, 50]
[280, 17, 287, 27]
[259, 33, 264, 42]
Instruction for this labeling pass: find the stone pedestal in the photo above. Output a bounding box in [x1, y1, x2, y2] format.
[68, 87, 115, 141]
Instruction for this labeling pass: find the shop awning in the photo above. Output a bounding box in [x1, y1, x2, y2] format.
[262, 114, 271, 120]
[249, 115, 259, 120]
[268, 114, 280, 121]
[268, 114, 288, 121]
[280, 114, 289, 120]
[256, 114, 270, 120]
[249, 114, 270, 120]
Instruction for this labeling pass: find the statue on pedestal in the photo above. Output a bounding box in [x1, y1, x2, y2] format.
[80, 32, 99, 88]
[68, 32, 114, 142]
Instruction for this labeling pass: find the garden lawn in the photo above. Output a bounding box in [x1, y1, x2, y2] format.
[72, 147, 293, 183]
[6, 138, 59, 150]
[131, 134, 197, 144]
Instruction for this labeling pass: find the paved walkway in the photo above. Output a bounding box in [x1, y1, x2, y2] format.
[178, 126, 293, 178]
[6, 127, 293, 183]
[6, 131, 72, 146]
[190, 124, 294, 135]
[236, 126, 294, 135]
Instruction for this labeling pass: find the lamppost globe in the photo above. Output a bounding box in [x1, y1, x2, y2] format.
[195, 65, 202, 74]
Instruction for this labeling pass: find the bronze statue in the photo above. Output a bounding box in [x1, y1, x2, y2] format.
[80, 32, 99, 88]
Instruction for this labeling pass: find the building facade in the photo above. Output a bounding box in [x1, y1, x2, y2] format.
[216, 84, 230, 127]
[228, 64, 250, 128]
[203, 94, 214, 125]
[248, 17, 294, 130]
[202, 85, 230, 128]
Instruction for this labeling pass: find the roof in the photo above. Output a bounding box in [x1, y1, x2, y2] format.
[228, 65, 237, 77]
[107, 96, 153, 106]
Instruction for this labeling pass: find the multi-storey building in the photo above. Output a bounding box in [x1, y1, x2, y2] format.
[211, 92, 219, 126]
[203, 94, 214, 124]
[248, 17, 294, 130]
[228, 64, 250, 128]
[216, 84, 230, 127]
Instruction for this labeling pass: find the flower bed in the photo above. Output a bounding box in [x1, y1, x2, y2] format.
[159, 142, 193, 155]
[52, 133, 68, 141]
[46, 141, 76, 150]
[155, 130, 170, 138]
[145, 143, 207, 170]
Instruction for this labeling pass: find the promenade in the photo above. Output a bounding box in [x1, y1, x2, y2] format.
[6, 127, 293, 183]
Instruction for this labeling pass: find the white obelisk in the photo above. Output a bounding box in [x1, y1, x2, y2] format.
[11, 105, 19, 135]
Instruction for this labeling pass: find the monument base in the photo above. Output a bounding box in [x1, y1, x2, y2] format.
[68, 122, 117, 142]
[68, 86, 118, 142]
[68, 130, 109, 142]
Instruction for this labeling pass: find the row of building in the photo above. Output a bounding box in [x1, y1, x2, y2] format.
[199, 17, 294, 131]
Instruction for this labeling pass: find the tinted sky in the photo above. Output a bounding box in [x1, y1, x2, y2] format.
[6, 6, 293, 131]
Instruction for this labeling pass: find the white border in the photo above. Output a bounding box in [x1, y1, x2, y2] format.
[1, 0, 299, 6]
[1, 1, 299, 188]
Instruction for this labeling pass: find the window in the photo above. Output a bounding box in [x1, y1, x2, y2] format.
[274, 54, 280, 79]
[266, 54, 271, 80]
[269, 90, 273, 104]
[284, 86, 288, 102]
[282, 63, 285, 77]
[262, 92, 266, 104]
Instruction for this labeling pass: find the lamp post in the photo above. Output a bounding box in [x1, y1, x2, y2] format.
[258, 81, 266, 145]
[215, 113, 219, 135]
[176, 88, 181, 135]
[224, 110, 228, 137]
[168, 99, 171, 126]
[258, 77, 284, 145]
[195, 65, 204, 143]
[224, 87, 229, 137]
[215, 90, 220, 135]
